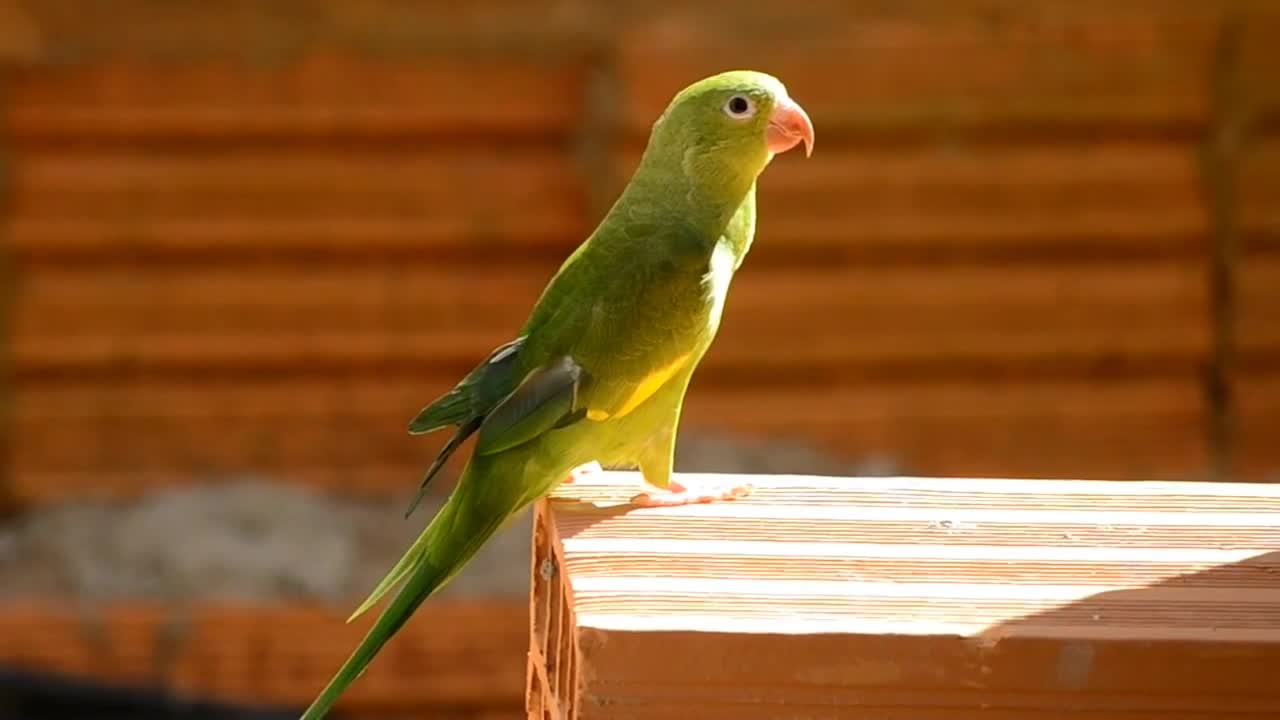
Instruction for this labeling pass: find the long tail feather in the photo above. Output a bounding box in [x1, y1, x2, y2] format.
[403, 416, 482, 519]
[300, 472, 518, 720]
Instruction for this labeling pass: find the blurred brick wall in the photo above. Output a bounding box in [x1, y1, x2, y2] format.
[0, 602, 530, 719]
[1, 0, 1278, 510]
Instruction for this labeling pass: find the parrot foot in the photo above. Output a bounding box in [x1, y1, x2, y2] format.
[562, 460, 604, 485]
[629, 479, 754, 508]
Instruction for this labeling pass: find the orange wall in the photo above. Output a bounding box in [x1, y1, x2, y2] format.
[2, 1, 1278, 508]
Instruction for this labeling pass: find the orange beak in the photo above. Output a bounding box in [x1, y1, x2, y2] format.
[766, 95, 814, 157]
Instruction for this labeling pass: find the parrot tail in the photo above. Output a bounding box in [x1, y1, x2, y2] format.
[298, 460, 525, 720]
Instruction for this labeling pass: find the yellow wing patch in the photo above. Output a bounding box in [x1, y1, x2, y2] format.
[586, 352, 691, 422]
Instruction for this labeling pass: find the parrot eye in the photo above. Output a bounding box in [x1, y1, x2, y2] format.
[722, 94, 755, 119]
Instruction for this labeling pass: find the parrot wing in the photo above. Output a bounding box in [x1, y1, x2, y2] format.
[474, 355, 586, 455]
[402, 336, 526, 517]
[358, 354, 588, 618]
[407, 336, 525, 434]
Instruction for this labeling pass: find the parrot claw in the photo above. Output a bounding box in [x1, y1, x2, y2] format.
[562, 460, 604, 485]
[629, 479, 754, 507]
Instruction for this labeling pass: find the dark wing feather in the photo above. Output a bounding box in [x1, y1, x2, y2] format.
[473, 355, 585, 456]
[402, 337, 524, 516]
[406, 337, 524, 434]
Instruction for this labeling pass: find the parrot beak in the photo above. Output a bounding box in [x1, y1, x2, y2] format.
[766, 95, 814, 158]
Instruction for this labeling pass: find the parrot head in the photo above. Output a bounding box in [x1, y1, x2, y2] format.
[641, 70, 814, 218]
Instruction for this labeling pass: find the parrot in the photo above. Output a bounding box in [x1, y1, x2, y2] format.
[298, 69, 814, 720]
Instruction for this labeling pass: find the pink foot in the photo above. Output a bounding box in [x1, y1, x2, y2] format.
[630, 479, 754, 507]
[562, 460, 603, 485]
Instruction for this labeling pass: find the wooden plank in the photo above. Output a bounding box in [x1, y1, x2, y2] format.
[5, 145, 588, 262]
[10, 264, 550, 337]
[6, 373, 1207, 506]
[8, 137, 1208, 264]
[1228, 133, 1278, 481]
[5, 52, 587, 141]
[11, 256, 1210, 375]
[4, 0, 585, 64]
[1240, 11, 1280, 122]
[612, 141, 1208, 256]
[713, 259, 1210, 372]
[533, 472, 1280, 718]
[7, 146, 585, 225]
[1234, 371, 1280, 481]
[5, 466, 445, 507]
[617, 5, 1219, 135]
[0, 601, 528, 713]
[680, 376, 1207, 480]
[757, 141, 1207, 254]
[10, 415, 443, 483]
[7, 375, 452, 502]
[0, 0, 40, 63]
[1240, 137, 1280, 251]
[12, 373, 1201, 430]
[1236, 139, 1280, 476]
[1238, 251, 1280, 359]
[1238, 126, 1280, 451]
[8, 217, 583, 261]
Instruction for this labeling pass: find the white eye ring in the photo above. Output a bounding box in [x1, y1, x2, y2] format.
[722, 94, 755, 119]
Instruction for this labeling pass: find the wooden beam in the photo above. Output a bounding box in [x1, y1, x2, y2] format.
[530, 472, 1280, 719]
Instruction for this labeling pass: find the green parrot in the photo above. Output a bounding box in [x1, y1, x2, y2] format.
[299, 69, 813, 720]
